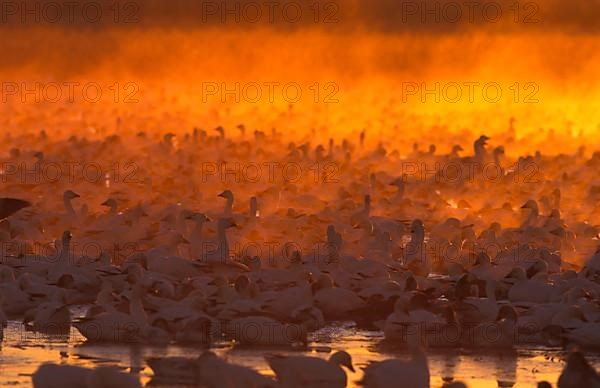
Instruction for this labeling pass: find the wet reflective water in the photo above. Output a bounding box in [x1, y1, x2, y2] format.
[2, 311, 598, 387]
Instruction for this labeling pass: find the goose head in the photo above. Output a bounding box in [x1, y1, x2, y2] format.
[475, 135, 490, 147]
[526, 259, 548, 278]
[451, 144, 464, 155]
[101, 198, 118, 212]
[63, 190, 80, 201]
[218, 190, 234, 202]
[496, 305, 518, 323]
[503, 267, 527, 284]
[521, 200, 539, 213]
[329, 351, 355, 372]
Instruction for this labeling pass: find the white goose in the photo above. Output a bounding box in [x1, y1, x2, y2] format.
[359, 343, 429, 388]
[312, 273, 364, 320]
[74, 284, 150, 342]
[266, 350, 355, 388]
[186, 212, 211, 260]
[218, 189, 235, 217]
[196, 351, 277, 387]
[26, 289, 71, 333]
[223, 315, 307, 346]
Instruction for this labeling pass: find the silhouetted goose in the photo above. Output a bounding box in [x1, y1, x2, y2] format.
[0, 197, 30, 220]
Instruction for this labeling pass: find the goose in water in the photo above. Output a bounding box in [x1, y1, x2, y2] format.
[312, 273, 364, 320]
[224, 315, 307, 346]
[147, 357, 197, 385]
[24, 290, 71, 333]
[196, 351, 277, 387]
[73, 284, 154, 342]
[32, 363, 141, 388]
[464, 305, 518, 348]
[266, 350, 355, 388]
[359, 339, 429, 388]
[383, 294, 445, 342]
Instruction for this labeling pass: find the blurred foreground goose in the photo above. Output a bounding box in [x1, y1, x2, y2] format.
[266, 350, 354, 388]
[0, 197, 30, 220]
[148, 352, 276, 387]
[32, 363, 141, 388]
[196, 351, 277, 387]
[558, 351, 600, 388]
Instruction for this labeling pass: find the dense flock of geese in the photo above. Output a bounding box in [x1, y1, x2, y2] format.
[1, 128, 600, 387]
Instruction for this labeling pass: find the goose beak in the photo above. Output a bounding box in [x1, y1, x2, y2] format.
[218, 192, 226, 198]
[100, 200, 110, 206]
[73, 193, 81, 198]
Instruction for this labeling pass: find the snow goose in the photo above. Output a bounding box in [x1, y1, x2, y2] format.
[186, 212, 211, 259]
[73, 284, 149, 342]
[266, 350, 354, 388]
[389, 175, 407, 199]
[218, 189, 235, 217]
[454, 277, 500, 328]
[359, 343, 429, 388]
[223, 315, 307, 346]
[196, 351, 277, 387]
[383, 294, 445, 342]
[0, 268, 36, 316]
[350, 195, 371, 227]
[32, 363, 141, 388]
[312, 273, 364, 320]
[25, 289, 71, 333]
[62, 189, 81, 219]
[504, 267, 557, 304]
[464, 304, 518, 348]
[202, 218, 238, 263]
[557, 351, 600, 388]
[404, 219, 430, 276]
